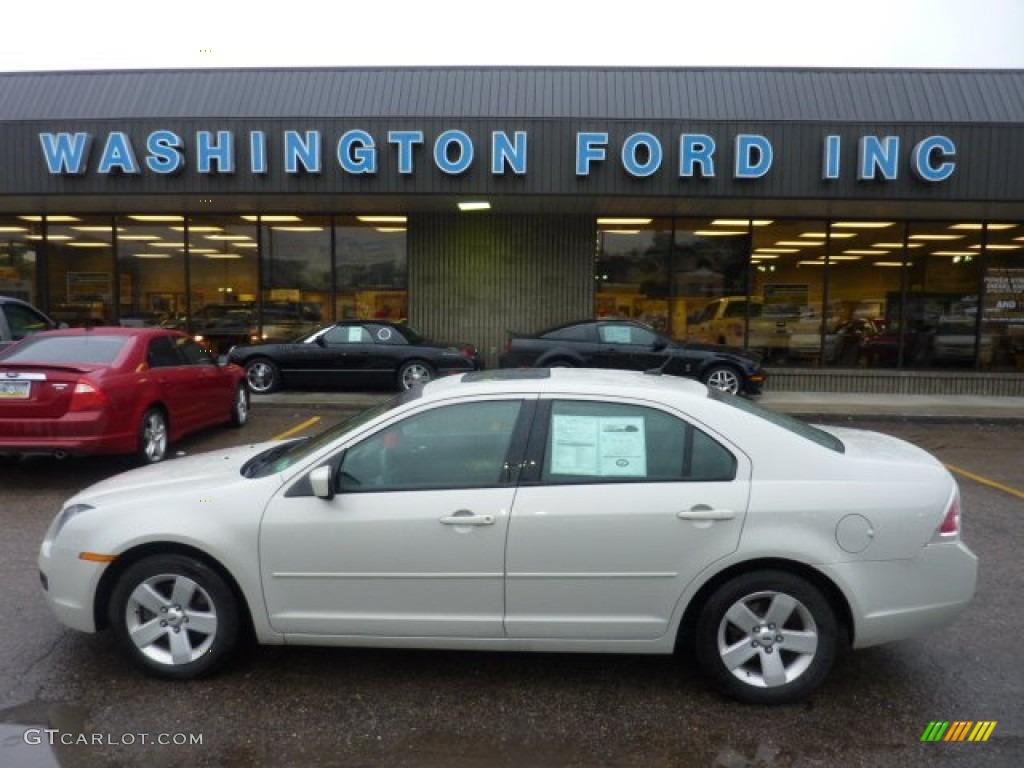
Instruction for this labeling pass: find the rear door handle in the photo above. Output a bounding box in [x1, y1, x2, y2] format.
[439, 512, 495, 526]
[677, 506, 735, 521]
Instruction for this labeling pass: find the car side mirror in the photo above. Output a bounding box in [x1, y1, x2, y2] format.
[652, 339, 667, 352]
[315, 335, 327, 347]
[309, 465, 334, 499]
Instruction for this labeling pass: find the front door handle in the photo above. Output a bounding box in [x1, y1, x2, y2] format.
[677, 505, 735, 521]
[439, 511, 495, 526]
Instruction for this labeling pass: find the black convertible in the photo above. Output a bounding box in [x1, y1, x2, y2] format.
[228, 321, 482, 393]
[498, 319, 765, 395]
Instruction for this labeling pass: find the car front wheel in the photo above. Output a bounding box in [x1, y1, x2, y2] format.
[397, 360, 433, 390]
[245, 358, 280, 394]
[703, 365, 742, 394]
[109, 554, 241, 680]
[695, 570, 839, 705]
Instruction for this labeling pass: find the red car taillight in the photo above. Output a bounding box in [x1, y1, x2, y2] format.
[937, 490, 961, 538]
[68, 378, 109, 412]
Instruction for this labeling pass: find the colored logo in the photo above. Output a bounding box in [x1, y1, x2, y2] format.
[921, 721, 997, 742]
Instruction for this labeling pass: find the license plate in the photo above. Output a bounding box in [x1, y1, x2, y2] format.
[0, 380, 31, 399]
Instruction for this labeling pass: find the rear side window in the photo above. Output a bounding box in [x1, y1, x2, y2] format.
[147, 336, 183, 368]
[3, 303, 52, 340]
[0, 334, 128, 364]
[540, 400, 736, 483]
[543, 324, 593, 342]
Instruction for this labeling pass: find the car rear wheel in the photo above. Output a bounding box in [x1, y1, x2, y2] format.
[109, 554, 240, 680]
[703, 365, 742, 394]
[138, 408, 169, 464]
[397, 360, 433, 390]
[245, 358, 280, 394]
[229, 384, 249, 427]
[695, 570, 839, 705]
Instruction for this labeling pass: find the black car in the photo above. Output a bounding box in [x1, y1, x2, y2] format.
[498, 319, 765, 395]
[227, 320, 482, 393]
[0, 295, 59, 351]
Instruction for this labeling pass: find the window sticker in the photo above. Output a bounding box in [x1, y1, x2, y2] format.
[601, 326, 632, 345]
[376, 327, 392, 341]
[550, 414, 646, 477]
[347, 327, 364, 342]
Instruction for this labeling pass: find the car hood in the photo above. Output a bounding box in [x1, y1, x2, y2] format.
[65, 440, 283, 507]
[815, 425, 945, 469]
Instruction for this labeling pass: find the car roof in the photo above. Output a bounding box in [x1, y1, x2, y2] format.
[19, 326, 185, 339]
[425, 367, 710, 400]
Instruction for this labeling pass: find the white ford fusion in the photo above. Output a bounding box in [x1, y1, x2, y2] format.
[38, 368, 977, 705]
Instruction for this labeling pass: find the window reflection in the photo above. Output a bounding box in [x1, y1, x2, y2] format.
[260, 215, 329, 341]
[0, 216, 39, 304]
[44, 215, 114, 325]
[334, 216, 408, 321]
[595, 218, 672, 332]
[982, 225, 1024, 372]
[117, 217, 185, 326]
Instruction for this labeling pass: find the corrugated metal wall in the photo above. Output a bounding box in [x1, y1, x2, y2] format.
[408, 214, 595, 366]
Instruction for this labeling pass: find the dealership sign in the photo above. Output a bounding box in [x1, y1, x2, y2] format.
[38, 129, 957, 183]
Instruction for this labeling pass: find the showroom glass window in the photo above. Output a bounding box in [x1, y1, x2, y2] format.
[595, 217, 672, 333]
[980, 223, 1024, 373]
[904, 222, 984, 369]
[672, 219, 751, 344]
[43, 215, 115, 325]
[187, 216, 259, 354]
[339, 400, 523, 491]
[541, 400, 736, 484]
[260, 215, 330, 340]
[819, 220, 907, 368]
[334, 215, 408, 322]
[0, 216, 40, 305]
[117, 215, 187, 327]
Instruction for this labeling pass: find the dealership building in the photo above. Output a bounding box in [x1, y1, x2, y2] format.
[1, 66, 1022, 393]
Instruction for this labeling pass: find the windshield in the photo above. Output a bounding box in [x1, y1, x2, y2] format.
[241, 389, 419, 478]
[709, 388, 845, 453]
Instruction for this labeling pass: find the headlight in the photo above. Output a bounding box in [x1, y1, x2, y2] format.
[42, 503, 95, 552]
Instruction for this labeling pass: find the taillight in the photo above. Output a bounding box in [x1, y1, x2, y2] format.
[68, 379, 109, 411]
[461, 345, 477, 360]
[937, 489, 961, 538]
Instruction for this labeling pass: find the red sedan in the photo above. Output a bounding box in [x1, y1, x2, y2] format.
[0, 327, 249, 462]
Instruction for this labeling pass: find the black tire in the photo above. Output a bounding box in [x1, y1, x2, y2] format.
[245, 358, 280, 394]
[137, 407, 169, 464]
[703, 365, 742, 394]
[108, 554, 241, 680]
[229, 384, 249, 427]
[694, 570, 839, 705]
[397, 360, 434, 390]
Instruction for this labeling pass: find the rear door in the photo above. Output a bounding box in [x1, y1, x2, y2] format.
[505, 397, 751, 641]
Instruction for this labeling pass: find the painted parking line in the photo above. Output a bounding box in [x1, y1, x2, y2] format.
[946, 463, 1024, 501]
[273, 416, 321, 441]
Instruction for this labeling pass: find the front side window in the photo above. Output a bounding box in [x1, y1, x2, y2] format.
[541, 400, 736, 483]
[599, 323, 658, 346]
[323, 325, 372, 344]
[339, 400, 524, 491]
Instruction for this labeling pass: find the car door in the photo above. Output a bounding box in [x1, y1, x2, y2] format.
[316, 323, 375, 384]
[259, 397, 534, 638]
[505, 397, 751, 641]
[144, 335, 202, 431]
[176, 337, 233, 425]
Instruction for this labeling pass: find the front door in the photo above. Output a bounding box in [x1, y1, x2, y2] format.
[259, 398, 531, 638]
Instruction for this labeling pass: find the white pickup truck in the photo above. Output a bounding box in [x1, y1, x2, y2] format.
[688, 296, 794, 358]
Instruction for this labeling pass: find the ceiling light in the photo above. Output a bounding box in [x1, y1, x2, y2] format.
[72, 226, 116, 232]
[205, 235, 251, 241]
[843, 249, 889, 255]
[458, 201, 491, 212]
[127, 215, 184, 222]
[357, 215, 408, 223]
[776, 241, 823, 247]
[150, 242, 187, 248]
[271, 226, 324, 232]
[118, 235, 160, 241]
[909, 234, 963, 241]
[711, 219, 773, 226]
[67, 242, 109, 248]
[172, 226, 222, 232]
[134, 253, 171, 259]
[374, 227, 408, 233]
[828, 255, 864, 261]
[831, 221, 895, 228]
[19, 215, 81, 222]
[206, 253, 243, 259]
[800, 232, 856, 239]
[0, 226, 27, 232]
[597, 218, 652, 225]
[949, 223, 1017, 230]
[932, 251, 976, 257]
[694, 230, 747, 236]
[241, 215, 301, 222]
[797, 260, 827, 266]
[973, 243, 1021, 250]
[754, 248, 799, 254]
[874, 261, 906, 267]
[601, 229, 641, 235]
